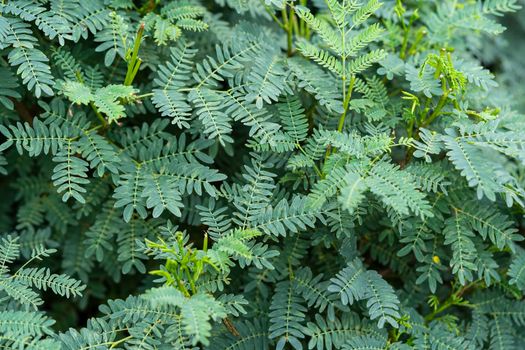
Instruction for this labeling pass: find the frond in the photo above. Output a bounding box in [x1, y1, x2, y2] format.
[192, 41, 258, 88]
[70, 1, 110, 42]
[245, 51, 289, 108]
[367, 160, 433, 219]
[508, 250, 525, 292]
[213, 228, 278, 269]
[180, 293, 226, 346]
[113, 162, 147, 222]
[13, 267, 85, 298]
[316, 129, 392, 158]
[348, 49, 386, 75]
[0, 235, 20, 275]
[483, 0, 521, 15]
[465, 310, 489, 347]
[269, 280, 307, 350]
[286, 130, 326, 170]
[351, 0, 383, 27]
[288, 57, 343, 113]
[77, 130, 120, 176]
[83, 202, 121, 261]
[296, 39, 343, 77]
[231, 155, 276, 228]
[307, 164, 348, 209]
[0, 118, 67, 157]
[93, 84, 137, 124]
[442, 130, 502, 201]
[94, 11, 129, 66]
[0, 66, 21, 110]
[217, 293, 248, 317]
[338, 168, 368, 214]
[412, 128, 443, 162]
[328, 258, 400, 328]
[342, 335, 387, 350]
[142, 285, 186, 307]
[152, 40, 197, 128]
[304, 313, 387, 350]
[209, 319, 269, 350]
[1, 1, 46, 22]
[141, 174, 183, 218]
[276, 95, 308, 143]
[223, 88, 281, 144]
[294, 6, 342, 55]
[115, 119, 170, 158]
[442, 215, 477, 285]
[345, 23, 384, 58]
[456, 58, 498, 91]
[489, 315, 514, 350]
[405, 64, 442, 98]
[2, 17, 55, 97]
[452, 200, 521, 250]
[362, 270, 401, 328]
[292, 267, 347, 321]
[189, 87, 233, 145]
[0, 311, 54, 337]
[405, 162, 450, 194]
[164, 161, 226, 197]
[0, 279, 43, 309]
[254, 195, 320, 237]
[328, 257, 367, 305]
[52, 140, 90, 203]
[61, 81, 93, 105]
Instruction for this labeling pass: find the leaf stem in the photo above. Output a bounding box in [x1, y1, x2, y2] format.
[124, 23, 145, 86]
[265, 5, 285, 29]
[421, 88, 451, 128]
[337, 76, 356, 132]
[135, 92, 154, 99]
[299, 0, 309, 37]
[109, 336, 133, 349]
[282, 7, 293, 56]
[91, 102, 109, 127]
[424, 280, 479, 322]
[400, 28, 409, 60]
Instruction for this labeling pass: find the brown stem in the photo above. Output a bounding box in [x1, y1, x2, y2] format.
[12, 99, 35, 124]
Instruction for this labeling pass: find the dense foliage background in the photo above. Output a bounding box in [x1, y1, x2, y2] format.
[0, 0, 525, 349]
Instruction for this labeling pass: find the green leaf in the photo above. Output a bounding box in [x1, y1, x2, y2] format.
[339, 170, 368, 214]
[61, 81, 93, 105]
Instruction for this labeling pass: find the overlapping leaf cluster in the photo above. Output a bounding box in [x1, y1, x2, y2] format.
[0, 0, 524, 349]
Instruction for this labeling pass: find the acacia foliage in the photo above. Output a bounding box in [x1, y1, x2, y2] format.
[0, 0, 524, 349]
